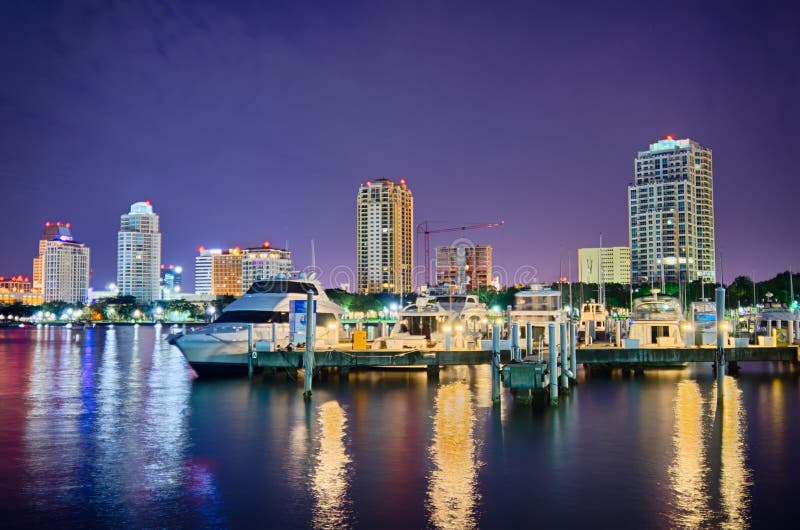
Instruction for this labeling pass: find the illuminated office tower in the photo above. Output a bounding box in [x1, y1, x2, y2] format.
[356, 178, 414, 294]
[628, 137, 715, 285]
[117, 201, 161, 302]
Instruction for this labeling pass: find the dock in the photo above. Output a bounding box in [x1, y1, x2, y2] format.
[244, 286, 799, 406]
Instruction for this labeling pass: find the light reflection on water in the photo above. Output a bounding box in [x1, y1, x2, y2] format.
[1, 328, 798, 527]
[311, 400, 352, 529]
[669, 375, 752, 529]
[427, 380, 481, 529]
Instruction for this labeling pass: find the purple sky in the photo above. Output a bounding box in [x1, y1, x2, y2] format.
[1, 0, 798, 289]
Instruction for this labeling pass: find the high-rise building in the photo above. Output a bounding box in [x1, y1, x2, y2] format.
[577, 247, 631, 285]
[435, 245, 493, 289]
[211, 249, 243, 296]
[32, 223, 91, 303]
[117, 201, 161, 302]
[195, 247, 221, 295]
[356, 178, 414, 294]
[241, 243, 292, 291]
[628, 137, 715, 285]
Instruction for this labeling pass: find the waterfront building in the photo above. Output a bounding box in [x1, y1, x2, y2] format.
[0, 274, 42, 305]
[241, 243, 292, 291]
[577, 246, 631, 285]
[211, 249, 243, 296]
[117, 201, 161, 303]
[628, 137, 715, 284]
[160, 264, 184, 299]
[435, 245, 493, 289]
[356, 178, 414, 294]
[31, 223, 91, 304]
[194, 247, 221, 295]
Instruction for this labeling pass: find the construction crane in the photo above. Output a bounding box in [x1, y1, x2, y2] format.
[417, 220, 505, 285]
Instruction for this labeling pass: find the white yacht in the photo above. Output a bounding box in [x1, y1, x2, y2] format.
[627, 290, 685, 347]
[380, 294, 488, 350]
[510, 284, 566, 345]
[755, 296, 797, 345]
[171, 278, 343, 375]
[579, 300, 608, 340]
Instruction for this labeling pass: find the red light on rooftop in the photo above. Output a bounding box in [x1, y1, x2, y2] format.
[263, 241, 270, 248]
[400, 178, 406, 185]
[666, 135, 674, 140]
[145, 200, 152, 206]
[24, 277, 29, 282]
[198, 246, 205, 252]
[0, 277, 4, 281]
[56, 221, 61, 226]
[366, 180, 371, 186]
[66, 222, 71, 228]
[45, 222, 51, 227]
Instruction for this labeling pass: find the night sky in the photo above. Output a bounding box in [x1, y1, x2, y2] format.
[1, 0, 798, 289]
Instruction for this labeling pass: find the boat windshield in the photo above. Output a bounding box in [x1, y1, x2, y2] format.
[247, 280, 319, 295]
[436, 296, 467, 304]
[632, 300, 680, 321]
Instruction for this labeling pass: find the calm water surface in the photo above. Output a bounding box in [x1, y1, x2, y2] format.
[1, 326, 799, 528]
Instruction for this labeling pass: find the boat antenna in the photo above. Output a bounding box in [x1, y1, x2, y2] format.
[310, 239, 316, 280]
[790, 266, 794, 306]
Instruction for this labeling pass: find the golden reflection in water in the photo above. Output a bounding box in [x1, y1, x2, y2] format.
[718, 376, 751, 529]
[311, 400, 352, 530]
[427, 381, 480, 530]
[669, 380, 708, 528]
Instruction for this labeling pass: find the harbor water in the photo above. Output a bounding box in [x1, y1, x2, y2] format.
[2, 325, 800, 528]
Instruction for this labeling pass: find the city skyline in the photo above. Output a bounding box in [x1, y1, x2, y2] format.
[1, 1, 799, 288]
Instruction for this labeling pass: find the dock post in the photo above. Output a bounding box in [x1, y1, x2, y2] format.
[526, 322, 533, 359]
[715, 286, 726, 403]
[248, 323, 254, 379]
[303, 290, 315, 400]
[569, 321, 577, 381]
[615, 320, 622, 347]
[548, 323, 558, 405]
[445, 329, 452, 351]
[511, 322, 520, 361]
[492, 324, 501, 403]
[506, 305, 512, 339]
[560, 321, 569, 391]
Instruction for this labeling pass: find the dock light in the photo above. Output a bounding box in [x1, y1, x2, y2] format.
[681, 322, 693, 332]
[207, 306, 216, 316]
[443, 325, 453, 334]
[154, 307, 163, 316]
[495, 318, 504, 326]
[481, 318, 488, 324]
[720, 321, 731, 332]
[327, 323, 336, 330]
[455, 324, 464, 333]
[492, 306, 501, 313]
[133, 309, 142, 319]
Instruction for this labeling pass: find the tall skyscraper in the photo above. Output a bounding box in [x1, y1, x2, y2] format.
[241, 244, 292, 290]
[195, 247, 221, 295]
[628, 137, 715, 285]
[32, 222, 91, 303]
[435, 245, 492, 289]
[117, 201, 161, 302]
[577, 246, 631, 285]
[356, 178, 414, 294]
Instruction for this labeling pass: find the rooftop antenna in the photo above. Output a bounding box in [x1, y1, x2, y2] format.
[790, 266, 794, 306]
